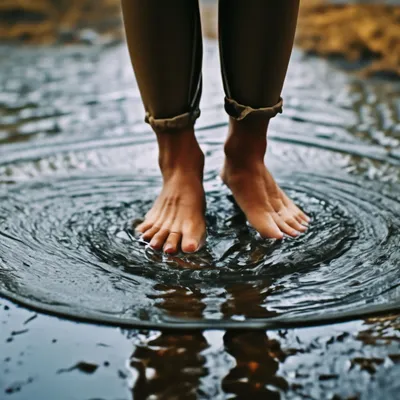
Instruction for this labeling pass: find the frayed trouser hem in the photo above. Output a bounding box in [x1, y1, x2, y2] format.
[224, 97, 283, 121]
[145, 109, 201, 131]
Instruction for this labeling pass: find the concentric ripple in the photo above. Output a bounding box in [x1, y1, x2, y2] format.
[0, 171, 398, 329]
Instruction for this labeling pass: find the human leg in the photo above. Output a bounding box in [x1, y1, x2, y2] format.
[121, 0, 206, 253]
[218, 0, 309, 239]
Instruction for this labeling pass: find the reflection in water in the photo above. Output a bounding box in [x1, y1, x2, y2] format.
[130, 332, 208, 400]
[222, 283, 278, 319]
[128, 330, 288, 400]
[222, 332, 287, 399]
[139, 280, 286, 398]
[150, 280, 277, 321]
[2, 297, 399, 399]
[131, 280, 285, 398]
[357, 314, 400, 346]
[149, 284, 206, 319]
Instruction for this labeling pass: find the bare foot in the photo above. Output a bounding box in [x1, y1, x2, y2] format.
[135, 128, 206, 254]
[221, 117, 310, 239]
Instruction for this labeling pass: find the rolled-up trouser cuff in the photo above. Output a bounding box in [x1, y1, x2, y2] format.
[224, 97, 283, 121]
[145, 109, 201, 131]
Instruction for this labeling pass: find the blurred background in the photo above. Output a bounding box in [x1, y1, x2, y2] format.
[1, 0, 399, 76]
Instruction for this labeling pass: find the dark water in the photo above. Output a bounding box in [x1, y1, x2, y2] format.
[0, 42, 400, 398]
[0, 169, 399, 328]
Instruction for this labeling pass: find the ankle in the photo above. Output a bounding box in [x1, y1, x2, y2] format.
[224, 117, 269, 168]
[155, 128, 204, 180]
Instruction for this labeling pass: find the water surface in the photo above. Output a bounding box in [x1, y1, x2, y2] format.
[0, 41, 399, 398]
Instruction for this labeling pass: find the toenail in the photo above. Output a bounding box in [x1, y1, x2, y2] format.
[164, 245, 175, 254]
[266, 233, 283, 240]
[183, 243, 198, 253]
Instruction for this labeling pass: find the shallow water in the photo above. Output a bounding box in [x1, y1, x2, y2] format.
[0, 41, 400, 398]
[0, 169, 399, 328]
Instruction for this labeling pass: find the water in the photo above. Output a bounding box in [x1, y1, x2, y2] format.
[0, 41, 399, 398]
[0, 169, 399, 329]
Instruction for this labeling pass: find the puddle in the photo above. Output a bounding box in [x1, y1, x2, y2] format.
[0, 38, 399, 398]
[0, 168, 399, 329]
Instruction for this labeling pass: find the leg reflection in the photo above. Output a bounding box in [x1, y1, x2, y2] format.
[130, 284, 208, 398]
[148, 283, 206, 319]
[222, 331, 288, 399]
[221, 282, 278, 319]
[130, 332, 208, 399]
[221, 282, 287, 398]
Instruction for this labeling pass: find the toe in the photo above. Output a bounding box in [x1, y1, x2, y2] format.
[280, 189, 310, 223]
[294, 213, 308, 225]
[300, 211, 310, 223]
[272, 214, 300, 238]
[292, 204, 310, 224]
[286, 216, 307, 232]
[163, 232, 182, 254]
[181, 222, 206, 253]
[251, 213, 284, 240]
[297, 214, 309, 226]
[149, 229, 170, 250]
[181, 240, 199, 253]
[292, 206, 310, 224]
[277, 208, 307, 232]
[141, 225, 161, 242]
[135, 220, 154, 234]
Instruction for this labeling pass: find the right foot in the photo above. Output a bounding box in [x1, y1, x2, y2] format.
[135, 128, 206, 254]
[221, 117, 310, 239]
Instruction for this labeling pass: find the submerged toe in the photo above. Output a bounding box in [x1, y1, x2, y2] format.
[181, 223, 206, 253]
[141, 225, 160, 241]
[251, 213, 284, 240]
[149, 228, 170, 250]
[163, 232, 182, 254]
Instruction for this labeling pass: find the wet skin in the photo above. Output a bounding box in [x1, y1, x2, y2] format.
[135, 128, 206, 254]
[221, 117, 310, 239]
[136, 117, 309, 254]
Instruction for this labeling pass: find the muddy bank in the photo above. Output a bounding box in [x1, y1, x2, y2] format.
[0, 0, 122, 44]
[297, 1, 400, 76]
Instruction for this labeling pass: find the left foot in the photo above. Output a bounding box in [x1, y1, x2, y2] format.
[135, 128, 206, 254]
[221, 117, 310, 239]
